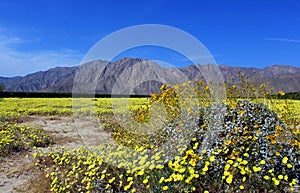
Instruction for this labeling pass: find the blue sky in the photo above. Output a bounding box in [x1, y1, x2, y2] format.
[0, 0, 299, 76]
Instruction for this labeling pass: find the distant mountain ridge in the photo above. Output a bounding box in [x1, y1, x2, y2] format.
[0, 58, 299, 94]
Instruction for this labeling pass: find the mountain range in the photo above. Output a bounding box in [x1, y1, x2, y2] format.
[0, 58, 299, 94]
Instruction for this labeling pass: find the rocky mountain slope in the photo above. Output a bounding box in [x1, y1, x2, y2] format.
[0, 58, 299, 94]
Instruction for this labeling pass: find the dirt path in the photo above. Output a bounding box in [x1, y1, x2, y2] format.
[0, 115, 112, 193]
[26, 116, 113, 148]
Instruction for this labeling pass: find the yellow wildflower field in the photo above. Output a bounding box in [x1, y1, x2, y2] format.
[0, 87, 299, 192]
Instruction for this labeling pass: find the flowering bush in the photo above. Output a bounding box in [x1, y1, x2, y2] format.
[189, 100, 299, 192]
[34, 99, 299, 192]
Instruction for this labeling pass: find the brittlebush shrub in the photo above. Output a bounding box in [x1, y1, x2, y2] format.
[34, 99, 299, 193]
[187, 100, 299, 192]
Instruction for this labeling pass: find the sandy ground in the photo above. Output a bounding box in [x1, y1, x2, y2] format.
[0, 115, 112, 193]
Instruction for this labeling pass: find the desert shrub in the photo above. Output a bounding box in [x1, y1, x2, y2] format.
[225, 71, 270, 100]
[188, 100, 299, 192]
[34, 100, 299, 192]
[149, 84, 181, 122]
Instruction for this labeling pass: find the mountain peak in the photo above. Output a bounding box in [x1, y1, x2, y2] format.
[0, 58, 299, 93]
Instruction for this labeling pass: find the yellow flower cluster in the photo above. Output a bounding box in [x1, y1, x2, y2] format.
[0, 122, 51, 156]
[0, 98, 148, 120]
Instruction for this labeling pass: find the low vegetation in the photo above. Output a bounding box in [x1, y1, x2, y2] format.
[0, 76, 299, 192]
[0, 123, 52, 157]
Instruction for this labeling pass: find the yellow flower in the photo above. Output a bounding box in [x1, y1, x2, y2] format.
[243, 153, 249, 157]
[260, 160, 266, 165]
[159, 177, 165, 184]
[156, 165, 164, 169]
[224, 171, 230, 176]
[287, 163, 292, 168]
[226, 174, 233, 184]
[143, 178, 149, 184]
[136, 146, 145, 152]
[204, 191, 209, 193]
[149, 164, 155, 170]
[224, 164, 230, 170]
[108, 177, 115, 183]
[278, 175, 283, 180]
[185, 177, 192, 184]
[292, 128, 299, 135]
[271, 139, 276, 144]
[264, 175, 270, 180]
[162, 186, 168, 191]
[272, 178, 280, 186]
[189, 158, 196, 167]
[240, 169, 246, 175]
[209, 156, 215, 162]
[137, 169, 144, 176]
[202, 166, 209, 172]
[105, 184, 110, 189]
[242, 160, 248, 165]
[205, 161, 210, 166]
[282, 157, 288, 164]
[164, 177, 172, 182]
[193, 142, 199, 149]
[239, 185, 244, 190]
[124, 184, 131, 191]
[179, 168, 186, 173]
[172, 174, 184, 181]
[252, 166, 262, 172]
